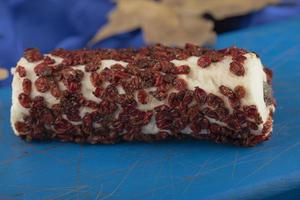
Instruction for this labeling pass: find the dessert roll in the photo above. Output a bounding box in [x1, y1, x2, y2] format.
[11, 44, 275, 146]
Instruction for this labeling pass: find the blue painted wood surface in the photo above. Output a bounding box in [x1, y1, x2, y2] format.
[1, 17, 300, 200]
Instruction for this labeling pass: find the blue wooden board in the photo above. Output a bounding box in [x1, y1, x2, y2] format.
[1, 17, 300, 200]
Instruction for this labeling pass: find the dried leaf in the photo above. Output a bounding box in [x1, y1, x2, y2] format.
[90, 0, 279, 47]
[143, 16, 215, 46]
[162, 0, 279, 19]
[89, 0, 179, 45]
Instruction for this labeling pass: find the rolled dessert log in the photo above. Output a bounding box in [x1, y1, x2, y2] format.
[11, 44, 275, 146]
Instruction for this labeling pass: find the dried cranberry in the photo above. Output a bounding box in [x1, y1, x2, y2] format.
[234, 55, 247, 63]
[210, 123, 221, 134]
[84, 100, 98, 109]
[194, 87, 207, 105]
[98, 100, 117, 115]
[85, 63, 99, 72]
[102, 84, 119, 101]
[209, 51, 224, 62]
[39, 108, 54, 124]
[110, 63, 124, 71]
[154, 74, 164, 87]
[234, 85, 246, 99]
[207, 94, 224, 108]
[175, 65, 190, 74]
[168, 92, 179, 108]
[62, 68, 83, 81]
[248, 121, 258, 130]
[230, 61, 245, 76]
[23, 48, 43, 62]
[243, 105, 259, 119]
[32, 96, 45, 106]
[149, 90, 168, 101]
[197, 56, 211, 68]
[22, 78, 32, 95]
[219, 85, 235, 98]
[174, 78, 187, 91]
[93, 87, 104, 98]
[163, 74, 176, 83]
[18, 93, 31, 108]
[154, 105, 170, 112]
[15, 66, 26, 77]
[43, 56, 56, 65]
[66, 81, 81, 92]
[35, 77, 50, 93]
[54, 118, 74, 134]
[137, 90, 148, 104]
[90, 72, 102, 87]
[50, 86, 61, 98]
[34, 63, 53, 76]
[181, 90, 193, 107]
[229, 97, 241, 109]
[15, 121, 30, 134]
[175, 52, 189, 60]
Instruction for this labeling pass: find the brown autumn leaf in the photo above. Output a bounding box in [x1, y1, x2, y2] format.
[162, 0, 279, 19]
[90, 0, 279, 47]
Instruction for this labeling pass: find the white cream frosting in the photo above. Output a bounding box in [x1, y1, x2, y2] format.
[11, 53, 273, 136]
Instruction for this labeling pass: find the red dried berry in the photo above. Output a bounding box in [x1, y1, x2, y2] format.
[84, 100, 98, 109]
[243, 105, 259, 119]
[209, 51, 224, 62]
[168, 92, 179, 108]
[154, 74, 164, 87]
[137, 90, 148, 104]
[194, 87, 207, 105]
[15, 121, 30, 134]
[18, 93, 31, 108]
[210, 123, 221, 134]
[181, 90, 193, 107]
[23, 48, 43, 62]
[34, 63, 53, 76]
[234, 85, 246, 99]
[93, 87, 104, 98]
[32, 96, 45, 107]
[35, 77, 50, 93]
[229, 97, 241, 109]
[219, 85, 235, 98]
[197, 56, 211, 68]
[22, 78, 32, 95]
[248, 121, 258, 130]
[234, 55, 247, 63]
[230, 61, 245, 76]
[175, 65, 190, 74]
[43, 56, 56, 65]
[66, 81, 81, 92]
[154, 105, 170, 112]
[110, 63, 124, 71]
[50, 86, 61, 98]
[175, 52, 189, 60]
[207, 94, 224, 108]
[174, 78, 187, 91]
[61, 68, 83, 81]
[53, 118, 74, 134]
[85, 63, 99, 72]
[15, 66, 26, 77]
[90, 72, 102, 87]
